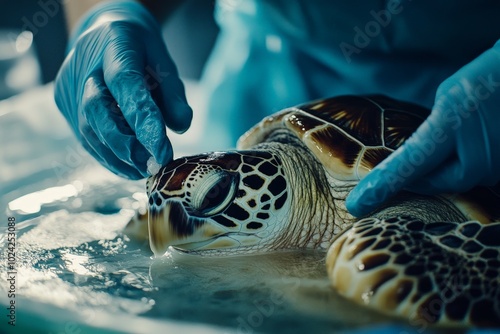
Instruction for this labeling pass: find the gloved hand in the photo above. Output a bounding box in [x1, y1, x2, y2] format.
[55, 0, 192, 179]
[346, 40, 500, 217]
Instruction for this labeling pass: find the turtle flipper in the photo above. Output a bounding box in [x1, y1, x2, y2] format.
[326, 217, 500, 327]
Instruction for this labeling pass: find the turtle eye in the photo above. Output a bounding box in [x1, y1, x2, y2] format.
[191, 170, 239, 217]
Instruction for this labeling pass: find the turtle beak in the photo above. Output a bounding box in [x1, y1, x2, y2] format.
[148, 200, 227, 255]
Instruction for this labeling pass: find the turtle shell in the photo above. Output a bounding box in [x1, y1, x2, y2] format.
[238, 95, 430, 181]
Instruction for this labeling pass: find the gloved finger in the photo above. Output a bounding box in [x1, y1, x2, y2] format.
[102, 27, 173, 166]
[407, 148, 500, 195]
[82, 72, 156, 175]
[79, 121, 145, 180]
[403, 158, 480, 195]
[346, 112, 456, 217]
[146, 42, 193, 133]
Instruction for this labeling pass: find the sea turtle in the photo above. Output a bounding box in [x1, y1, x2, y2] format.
[128, 95, 500, 327]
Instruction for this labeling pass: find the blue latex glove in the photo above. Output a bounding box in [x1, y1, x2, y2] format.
[55, 1, 192, 179]
[346, 40, 500, 217]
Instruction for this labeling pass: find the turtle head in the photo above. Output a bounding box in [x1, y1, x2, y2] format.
[147, 150, 290, 255]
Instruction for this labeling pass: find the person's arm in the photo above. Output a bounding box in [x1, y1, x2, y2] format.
[63, 0, 102, 31]
[63, 0, 182, 31]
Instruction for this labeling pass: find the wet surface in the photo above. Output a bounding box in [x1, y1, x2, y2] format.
[0, 202, 398, 333]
